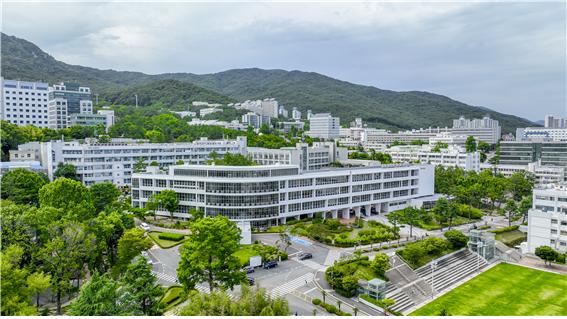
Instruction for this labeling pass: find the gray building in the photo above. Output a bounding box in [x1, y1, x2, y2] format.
[499, 141, 567, 181]
[48, 82, 93, 129]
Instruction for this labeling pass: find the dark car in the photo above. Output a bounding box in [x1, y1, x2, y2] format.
[263, 261, 278, 269]
[243, 266, 255, 274]
[298, 252, 313, 260]
[247, 277, 255, 286]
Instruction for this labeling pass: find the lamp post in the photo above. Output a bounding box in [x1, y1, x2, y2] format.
[431, 260, 437, 299]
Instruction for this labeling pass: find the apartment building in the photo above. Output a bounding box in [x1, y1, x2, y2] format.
[480, 162, 565, 185]
[241, 112, 271, 129]
[234, 98, 279, 118]
[291, 107, 302, 120]
[308, 113, 340, 140]
[544, 115, 566, 129]
[451, 116, 501, 144]
[247, 142, 348, 172]
[48, 82, 93, 129]
[526, 184, 567, 253]
[12, 137, 247, 186]
[1, 78, 50, 127]
[131, 163, 434, 226]
[384, 145, 481, 171]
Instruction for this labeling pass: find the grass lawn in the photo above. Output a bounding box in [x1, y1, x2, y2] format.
[147, 232, 189, 249]
[411, 263, 567, 316]
[160, 286, 186, 311]
[495, 230, 526, 247]
[233, 245, 259, 265]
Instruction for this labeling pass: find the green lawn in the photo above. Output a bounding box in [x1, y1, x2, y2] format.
[233, 245, 259, 265]
[160, 285, 186, 311]
[147, 232, 189, 249]
[495, 230, 526, 247]
[411, 263, 567, 316]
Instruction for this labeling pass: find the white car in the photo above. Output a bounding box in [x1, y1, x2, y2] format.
[140, 222, 150, 231]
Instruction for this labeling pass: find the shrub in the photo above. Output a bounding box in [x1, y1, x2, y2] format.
[158, 232, 185, 241]
[312, 298, 322, 305]
[556, 254, 566, 264]
[444, 230, 468, 249]
[490, 225, 520, 234]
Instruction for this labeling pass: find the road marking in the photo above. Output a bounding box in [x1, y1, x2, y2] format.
[304, 287, 318, 294]
[324, 249, 341, 266]
[270, 273, 314, 298]
[292, 257, 327, 271]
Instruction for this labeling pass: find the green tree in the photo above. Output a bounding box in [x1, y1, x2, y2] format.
[398, 207, 422, 238]
[133, 158, 148, 173]
[90, 182, 121, 213]
[155, 189, 179, 220]
[504, 200, 519, 227]
[371, 253, 390, 276]
[477, 141, 491, 153]
[176, 159, 185, 165]
[117, 228, 153, 267]
[120, 258, 164, 315]
[54, 163, 79, 181]
[26, 271, 51, 309]
[507, 172, 534, 201]
[39, 178, 95, 221]
[444, 230, 468, 249]
[535, 246, 559, 266]
[177, 216, 246, 292]
[68, 272, 122, 316]
[465, 136, 477, 152]
[0, 245, 37, 316]
[518, 196, 533, 224]
[0, 168, 48, 205]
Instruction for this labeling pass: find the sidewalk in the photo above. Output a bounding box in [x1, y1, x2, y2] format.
[517, 256, 567, 275]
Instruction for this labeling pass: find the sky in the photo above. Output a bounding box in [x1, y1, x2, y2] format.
[2, 0, 566, 121]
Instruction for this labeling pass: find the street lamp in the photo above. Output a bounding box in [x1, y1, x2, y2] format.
[431, 260, 437, 299]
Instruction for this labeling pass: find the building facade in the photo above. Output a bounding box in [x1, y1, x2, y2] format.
[308, 113, 340, 140]
[499, 141, 567, 181]
[241, 112, 271, 129]
[247, 142, 348, 172]
[1, 78, 50, 127]
[131, 163, 435, 226]
[48, 82, 93, 129]
[451, 116, 501, 144]
[526, 184, 567, 253]
[384, 145, 481, 171]
[12, 137, 247, 186]
[480, 162, 565, 185]
[516, 127, 567, 142]
[544, 115, 566, 129]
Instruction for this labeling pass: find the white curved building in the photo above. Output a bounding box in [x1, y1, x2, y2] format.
[131, 163, 434, 227]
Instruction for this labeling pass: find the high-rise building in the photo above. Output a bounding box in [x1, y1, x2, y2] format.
[291, 107, 302, 120]
[1, 78, 50, 127]
[499, 141, 567, 181]
[308, 113, 340, 140]
[544, 115, 567, 129]
[241, 112, 271, 129]
[526, 184, 567, 253]
[451, 116, 501, 144]
[48, 82, 93, 129]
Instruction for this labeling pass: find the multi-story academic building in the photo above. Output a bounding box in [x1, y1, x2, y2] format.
[308, 113, 340, 140]
[48, 82, 93, 129]
[526, 184, 567, 253]
[452, 116, 501, 144]
[384, 145, 481, 171]
[1, 78, 50, 127]
[499, 141, 567, 181]
[12, 137, 247, 186]
[131, 163, 435, 226]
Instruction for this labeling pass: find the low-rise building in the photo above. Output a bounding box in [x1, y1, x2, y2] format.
[480, 161, 565, 185]
[384, 145, 481, 171]
[247, 142, 347, 172]
[12, 137, 247, 186]
[526, 184, 567, 253]
[516, 127, 567, 142]
[199, 108, 223, 117]
[131, 162, 435, 227]
[188, 118, 247, 130]
[279, 121, 305, 133]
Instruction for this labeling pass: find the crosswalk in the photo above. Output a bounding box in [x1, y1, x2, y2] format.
[293, 257, 327, 271]
[270, 272, 314, 298]
[324, 249, 342, 266]
[153, 271, 179, 284]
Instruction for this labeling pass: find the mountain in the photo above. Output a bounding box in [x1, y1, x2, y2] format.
[1, 33, 536, 133]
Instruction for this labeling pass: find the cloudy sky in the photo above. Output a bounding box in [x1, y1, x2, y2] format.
[2, 1, 566, 121]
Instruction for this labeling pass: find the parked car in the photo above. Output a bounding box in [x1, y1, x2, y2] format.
[140, 222, 150, 231]
[243, 266, 255, 274]
[298, 252, 313, 260]
[263, 261, 278, 269]
[247, 277, 255, 286]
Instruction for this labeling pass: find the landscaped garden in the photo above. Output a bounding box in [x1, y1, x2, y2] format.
[233, 243, 288, 266]
[325, 254, 390, 297]
[490, 225, 526, 247]
[160, 286, 187, 311]
[288, 217, 396, 247]
[396, 230, 468, 269]
[147, 231, 189, 248]
[411, 263, 567, 316]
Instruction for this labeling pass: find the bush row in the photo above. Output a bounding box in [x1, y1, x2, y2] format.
[490, 225, 520, 234]
[312, 299, 352, 316]
[158, 232, 185, 241]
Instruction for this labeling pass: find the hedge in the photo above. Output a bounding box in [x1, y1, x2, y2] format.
[158, 232, 185, 241]
[312, 299, 322, 305]
[490, 225, 520, 234]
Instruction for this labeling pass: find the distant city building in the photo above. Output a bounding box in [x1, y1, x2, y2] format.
[199, 107, 223, 117]
[451, 116, 501, 144]
[188, 118, 247, 131]
[526, 184, 567, 253]
[1, 78, 50, 127]
[291, 107, 302, 120]
[384, 145, 481, 171]
[235, 98, 279, 118]
[516, 127, 567, 142]
[97, 109, 115, 132]
[247, 142, 347, 172]
[48, 82, 93, 129]
[173, 111, 197, 118]
[544, 115, 567, 129]
[241, 112, 271, 129]
[279, 121, 305, 133]
[480, 161, 565, 186]
[307, 110, 313, 120]
[279, 105, 289, 118]
[131, 162, 435, 226]
[308, 113, 340, 140]
[12, 137, 247, 186]
[428, 132, 468, 146]
[192, 101, 223, 108]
